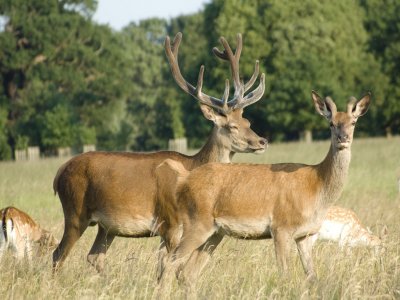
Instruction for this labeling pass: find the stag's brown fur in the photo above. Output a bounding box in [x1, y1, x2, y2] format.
[0, 207, 57, 260]
[52, 33, 267, 272]
[157, 92, 370, 292]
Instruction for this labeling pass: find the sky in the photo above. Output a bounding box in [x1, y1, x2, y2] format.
[93, 0, 211, 30]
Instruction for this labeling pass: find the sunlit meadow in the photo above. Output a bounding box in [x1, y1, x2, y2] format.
[0, 137, 399, 299]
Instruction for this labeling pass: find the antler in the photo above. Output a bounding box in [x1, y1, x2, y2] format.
[165, 32, 265, 113]
[212, 33, 265, 110]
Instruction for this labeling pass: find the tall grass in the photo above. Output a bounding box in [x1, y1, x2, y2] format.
[0, 137, 399, 299]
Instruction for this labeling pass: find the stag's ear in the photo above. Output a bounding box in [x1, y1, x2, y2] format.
[312, 90, 334, 120]
[352, 93, 371, 118]
[200, 104, 227, 125]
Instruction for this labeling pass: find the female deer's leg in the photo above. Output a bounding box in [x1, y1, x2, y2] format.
[179, 233, 224, 297]
[87, 226, 115, 272]
[158, 219, 215, 294]
[295, 235, 316, 280]
[273, 228, 291, 273]
[157, 225, 182, 282]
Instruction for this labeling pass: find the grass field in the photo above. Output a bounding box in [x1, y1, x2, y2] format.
[0, 137, 399, 299]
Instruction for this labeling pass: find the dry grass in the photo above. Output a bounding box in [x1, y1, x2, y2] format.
[0, 137, 399, 299]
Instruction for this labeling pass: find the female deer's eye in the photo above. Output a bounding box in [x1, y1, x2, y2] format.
[351, 121, 356, 126]
[329, 122, 334, 127]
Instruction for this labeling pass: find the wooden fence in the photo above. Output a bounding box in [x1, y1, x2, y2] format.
[168, 138, 187, 153]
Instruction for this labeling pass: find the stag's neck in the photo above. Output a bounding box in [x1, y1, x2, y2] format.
[192, 127, 232, 166]
[318, 144, 351, 205]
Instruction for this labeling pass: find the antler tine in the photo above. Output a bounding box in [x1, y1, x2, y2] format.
[170, 32, 182, 59]
[165, 33, 196, 95]
[233, 73, 266, 110]
[244, 60, 260, 92]
[222, 79, 230, 107]
[165, 32, 226, 111]
[212, 35, 242, 94]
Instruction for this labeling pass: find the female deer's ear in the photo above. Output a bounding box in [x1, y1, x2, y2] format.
[312, 91, 335, 120]
[352, 92, 371, 118]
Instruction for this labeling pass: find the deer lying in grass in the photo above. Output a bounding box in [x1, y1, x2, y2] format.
[0, 206, 58, 260]
[52, 32, 267, 272]
[157, 91, 370, 292]
[311, 205, 384, 253]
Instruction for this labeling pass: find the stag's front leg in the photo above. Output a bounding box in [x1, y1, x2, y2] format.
[87, 226, 115, 272]
[295, 235, 316, 281]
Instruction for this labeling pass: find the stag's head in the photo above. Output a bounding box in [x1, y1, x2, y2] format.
[165, 32, 267, 154]
[312, 91, 371, 150]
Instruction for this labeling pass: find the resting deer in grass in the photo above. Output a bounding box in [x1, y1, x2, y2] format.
[312, 205, 384, 253]
[0, 207, 58, 260]
[157, 91, 370, 292]
[52, 32, 267, 272]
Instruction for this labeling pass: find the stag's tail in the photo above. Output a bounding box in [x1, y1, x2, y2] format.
[53, 161, 69, 196]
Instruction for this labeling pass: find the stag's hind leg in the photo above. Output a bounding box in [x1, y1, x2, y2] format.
[53, 216, 88, 271]
[87, 226, 115, 272]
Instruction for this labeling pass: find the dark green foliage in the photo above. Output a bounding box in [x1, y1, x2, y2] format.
[361, 0, 400, 136]
[0, 0, 398, 159]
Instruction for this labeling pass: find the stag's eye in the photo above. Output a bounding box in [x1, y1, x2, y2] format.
[228, 123, 239, 131]
[329, 122, 334, 128]
[351, 121, 356, 126]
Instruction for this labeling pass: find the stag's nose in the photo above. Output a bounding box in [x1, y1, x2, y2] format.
[259, 138, 268, 147]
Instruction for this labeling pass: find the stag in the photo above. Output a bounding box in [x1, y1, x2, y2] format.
[157, 91, 370, 293]
[52, 32, 267, 272]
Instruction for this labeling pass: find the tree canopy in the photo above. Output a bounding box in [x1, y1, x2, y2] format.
[0, 0, 398, 159]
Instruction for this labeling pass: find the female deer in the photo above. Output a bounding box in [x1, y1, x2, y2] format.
[158, 91, 370, 292]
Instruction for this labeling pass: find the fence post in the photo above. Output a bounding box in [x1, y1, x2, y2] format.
[27, 147, 40, 161]
[14, 149, 27, 162]
[57, 147, 72, 158]
[83, 144, 96, 153]
[168, 138, 187, 153]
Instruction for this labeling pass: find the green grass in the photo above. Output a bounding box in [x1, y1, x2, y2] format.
[0, 137, 399, 299]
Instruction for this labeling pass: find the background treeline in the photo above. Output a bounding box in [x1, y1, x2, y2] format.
[0, 0, 399, 160]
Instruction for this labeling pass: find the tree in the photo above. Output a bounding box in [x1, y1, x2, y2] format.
[361, 0, 400, 136]
[121, 18, 186, 150]
[203, 0, 387, 141]
[0, 0, 130, 157]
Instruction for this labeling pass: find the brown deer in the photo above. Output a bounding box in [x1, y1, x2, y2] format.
[52, 32, 267, 272]
[0, 207, 58, 260]
[157, 91, 370, 293]
[311, 205, 385, 253]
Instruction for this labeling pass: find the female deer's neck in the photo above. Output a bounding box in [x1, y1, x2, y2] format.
[193, 127, 232, 165]
[318, 145, 351, 204]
